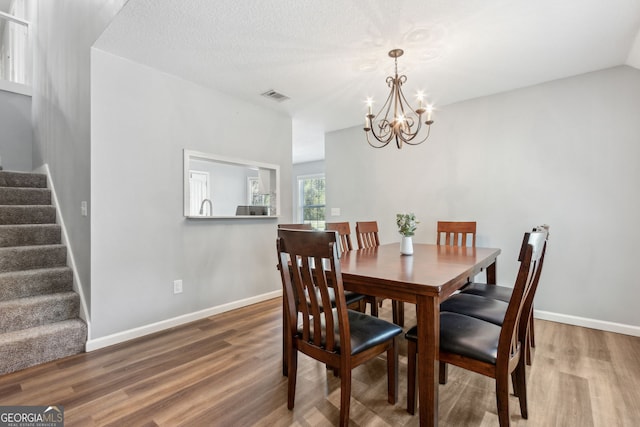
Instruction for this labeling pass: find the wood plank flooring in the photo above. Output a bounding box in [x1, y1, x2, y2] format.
[0, 298, 639, 426]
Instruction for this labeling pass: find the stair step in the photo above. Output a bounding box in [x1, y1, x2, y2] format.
[0, 187, 52, 205]
[0, 171, 85, 374]
[0, 206, 57, 224]
[0, 171, 47, 188]
[0, 319, 86, 375]
[0, 245, 67, 273]
[0, 267, 73, 302]
[0, 224, 61, 247]
[0, 291, 80, 333]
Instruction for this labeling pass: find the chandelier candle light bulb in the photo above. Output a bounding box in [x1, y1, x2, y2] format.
[417, 92, 424, 109]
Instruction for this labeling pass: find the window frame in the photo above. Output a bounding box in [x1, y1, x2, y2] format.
[297, 173, 326, 230]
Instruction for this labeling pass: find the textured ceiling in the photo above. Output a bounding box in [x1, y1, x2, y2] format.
[95, 0, 640, 162]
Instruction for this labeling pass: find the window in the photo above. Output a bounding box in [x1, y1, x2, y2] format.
[298, 174, 325, 230]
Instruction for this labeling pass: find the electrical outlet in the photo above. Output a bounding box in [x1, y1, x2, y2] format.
[81, 201, 88, 217]
[331, 207, 341, 216]
[173, 279, 183, 294]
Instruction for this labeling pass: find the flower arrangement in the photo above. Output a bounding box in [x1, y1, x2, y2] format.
[396, 213, 419, 237]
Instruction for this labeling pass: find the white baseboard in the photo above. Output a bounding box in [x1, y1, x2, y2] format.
[33, 164, 91, 333]
[86, 290, 282, 352]
[534, 309, 640, 337]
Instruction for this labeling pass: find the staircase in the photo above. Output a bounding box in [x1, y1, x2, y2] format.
[0, 171, 87, 375]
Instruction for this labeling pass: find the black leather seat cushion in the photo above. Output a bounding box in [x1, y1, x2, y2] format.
[461, 282, 512, 302]
[440, 293, 508, 326]
[405, 312, 501, 365]
[344, 290, 367, 306]
[301, 309, 402, 355]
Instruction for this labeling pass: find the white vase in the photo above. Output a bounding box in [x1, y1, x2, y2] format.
[400, 235, 414, 255]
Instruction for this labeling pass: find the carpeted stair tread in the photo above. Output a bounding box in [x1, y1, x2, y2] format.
[0, 224, 61, 247]
[0, 187, 52, 205]
[0, 267, 73, 302]
[0, 291, 80, 333]
[0, 319, 87, 375]
[0, 205, 57, 224]
[0, 171, 47, 188]
[0, 171, 86, 374]
[0, 244, 67, 272]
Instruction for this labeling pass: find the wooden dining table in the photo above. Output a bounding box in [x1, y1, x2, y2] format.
[339, 243, 501, 427]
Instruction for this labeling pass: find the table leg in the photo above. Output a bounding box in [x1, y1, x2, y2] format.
[486, 259, 497, 285]
[416, 294, 439, 427]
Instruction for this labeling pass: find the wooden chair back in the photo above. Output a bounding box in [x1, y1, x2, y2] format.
[277, 229, 349, 357]
[436, 221, 477, 247]
[354, 220, 405, 324]
[326, 222, 353, 256]
[278, 223, 313, 230]
[519, 226, 549, 357]
[276, 228, 401, 425]
[496, 230, 547, 371]
[355, 221, 380, 249]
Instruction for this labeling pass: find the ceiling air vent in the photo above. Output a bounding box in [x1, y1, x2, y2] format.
[261, 89, 290, 103]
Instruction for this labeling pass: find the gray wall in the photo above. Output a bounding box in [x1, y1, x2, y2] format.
[90, 49, 292, 339]
[0, 88, 31, 171]
[28, 0, 127, 309]
[326, 65, 640, 329]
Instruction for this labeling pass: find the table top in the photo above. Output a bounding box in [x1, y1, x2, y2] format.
[339, 243, 501, 301]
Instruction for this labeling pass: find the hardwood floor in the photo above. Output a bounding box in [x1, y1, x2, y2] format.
[1, 298, 639, 426]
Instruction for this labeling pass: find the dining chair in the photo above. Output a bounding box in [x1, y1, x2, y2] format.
[405, 230, 547, 426]
[455, 225, 550, 364]
[278, 222, 365, 311]
[325, 221, 354, 256]
[355, 220, 380, 248]
[437, 220, 478, 284]
[276, 229, 402, 427]
[436, 221, 477, 247]
[325, 221, 369, 313]
[355, 221, 404, 326]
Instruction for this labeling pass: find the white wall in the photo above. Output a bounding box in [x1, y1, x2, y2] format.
[90, 49, 292, 339]
[326, 65, 640, 330]
[28, 0, 127, 308]
[0, 88, 31, 171]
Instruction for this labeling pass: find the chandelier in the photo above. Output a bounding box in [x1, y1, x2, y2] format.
[363, 49, 434, 149]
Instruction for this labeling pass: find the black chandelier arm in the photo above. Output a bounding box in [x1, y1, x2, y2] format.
[367, 118, 396, 145]
[397, 80, 424, 118]
[365, 130, 392, 148]
[403, 123, 432, 145]
[374, 84, 396, 124]
[397, 115, 421, 140]
[386, 75, 395, 88]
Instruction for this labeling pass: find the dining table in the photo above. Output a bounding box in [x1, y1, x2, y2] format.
[339, 242, 501, 427]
